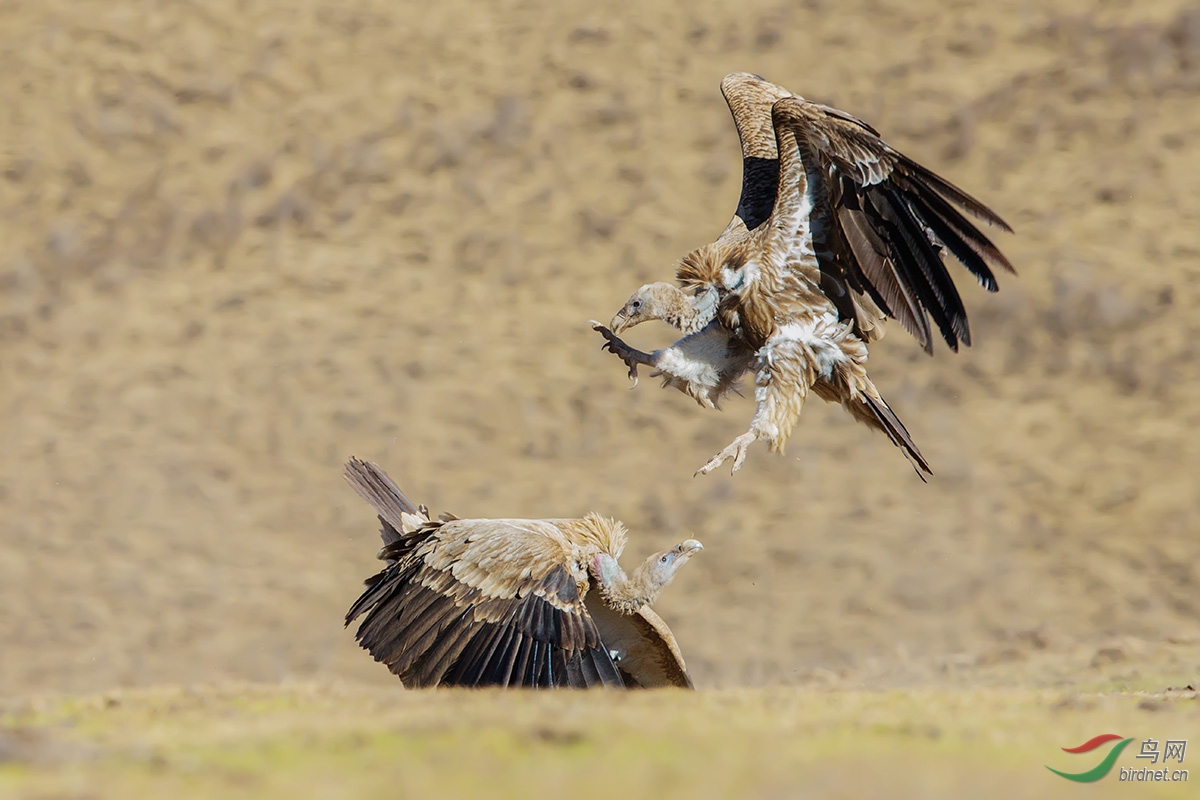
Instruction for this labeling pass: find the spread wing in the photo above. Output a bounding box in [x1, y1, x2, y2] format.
[765, 94, 1014, 353]
[584, 596, 694, 689]
[343, 460, 623, 689]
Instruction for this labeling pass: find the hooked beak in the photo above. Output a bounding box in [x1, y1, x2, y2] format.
[676, 539, 704, 556]
[609, 308, 630, 334]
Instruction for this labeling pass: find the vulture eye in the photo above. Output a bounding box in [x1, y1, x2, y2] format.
[659, 554, 669, 564]
[631, 300, 642, 310]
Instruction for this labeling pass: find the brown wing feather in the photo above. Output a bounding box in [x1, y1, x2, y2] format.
[617, 606, 693, 689]
[343, 461, 623, 689]
[583, 595, 694, 689]
[836, 202, 929, 345]
[347, 530, 624, 689]
[768, 96, 1014, 352]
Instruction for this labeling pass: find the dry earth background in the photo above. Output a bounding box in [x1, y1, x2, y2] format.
[2, 0, 1199, 707]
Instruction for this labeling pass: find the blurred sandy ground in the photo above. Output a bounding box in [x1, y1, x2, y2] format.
[0, 0, 1197, 695]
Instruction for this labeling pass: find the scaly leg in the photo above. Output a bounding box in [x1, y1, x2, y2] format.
[590, 322, 657, 387]
[694, 430, 759, 476]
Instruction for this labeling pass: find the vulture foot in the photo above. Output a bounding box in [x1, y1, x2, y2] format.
[695, 431, 759, 476]
[590, 321, 655, 388]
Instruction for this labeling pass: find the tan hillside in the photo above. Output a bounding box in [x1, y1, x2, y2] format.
[1, 0, 1198, 695]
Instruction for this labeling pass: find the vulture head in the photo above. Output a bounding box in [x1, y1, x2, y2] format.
[610, 282, 691, 334]
[591, 538, 704, 615]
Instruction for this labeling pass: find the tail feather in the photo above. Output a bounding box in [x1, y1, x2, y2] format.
[857, 394, 932, 480]
[811, 379, 931, 479]
[344, 457, 422, 548]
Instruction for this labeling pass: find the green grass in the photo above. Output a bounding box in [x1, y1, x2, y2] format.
[2, 681, 1196, 799]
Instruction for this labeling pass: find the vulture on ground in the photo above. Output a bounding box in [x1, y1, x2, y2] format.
[343, 458, 703, 689]
[592, 72, 1015, 478]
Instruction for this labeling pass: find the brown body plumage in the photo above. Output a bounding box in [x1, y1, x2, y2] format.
[593, 73, 1015, 477]
[343, 458, 703, 689]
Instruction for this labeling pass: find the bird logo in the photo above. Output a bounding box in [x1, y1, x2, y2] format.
[1045, 734, 1135, 782]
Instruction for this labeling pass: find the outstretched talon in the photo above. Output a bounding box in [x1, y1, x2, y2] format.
[695, 431, 759, 476]
[590, 321, 655, 388]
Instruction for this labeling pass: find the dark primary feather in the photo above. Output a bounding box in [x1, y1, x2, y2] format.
[870, 192, 963, 352]
[884, 186, 972, 347]
[825, 131, 1013, 352]
[895, 179, 1010, 288]
[901, 157, 1013, 234]
[754, 94, 1014, 353]
[836, 198, 932, 347]
[346, 559, 623, 689]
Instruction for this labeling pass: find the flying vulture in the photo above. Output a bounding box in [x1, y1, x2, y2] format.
[343, 457, 703, 689]
[592, 72, 1015, 478]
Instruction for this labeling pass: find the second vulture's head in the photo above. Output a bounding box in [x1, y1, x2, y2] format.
[609, 282, 688, 334]
[591, 538, 705, 614]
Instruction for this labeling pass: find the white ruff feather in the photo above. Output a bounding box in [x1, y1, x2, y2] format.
[719, 266, 738, 290]
[721, 258, 761, 292]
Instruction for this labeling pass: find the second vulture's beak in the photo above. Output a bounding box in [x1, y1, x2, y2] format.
[609, 308, 630, 334]
[676, 539, 704, 556]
